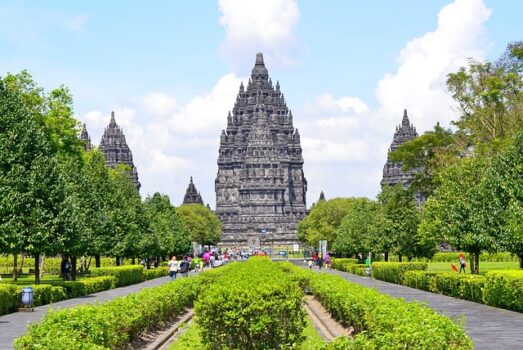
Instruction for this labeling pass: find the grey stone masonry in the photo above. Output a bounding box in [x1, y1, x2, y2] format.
[80, 123, 92, 152]
[215, 53, 307, 246]
[183, 177, 204, 205]
[100, 111, 141, 191]
[381, 109, 424, 202]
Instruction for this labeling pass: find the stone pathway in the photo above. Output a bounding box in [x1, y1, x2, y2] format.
[0, 272, 199, 350]
[304, 263, 523, 350]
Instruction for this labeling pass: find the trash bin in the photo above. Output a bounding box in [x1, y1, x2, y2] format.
[365, 267, 371, 278]
[21, 286, 33, 307]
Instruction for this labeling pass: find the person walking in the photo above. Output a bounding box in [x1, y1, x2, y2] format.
[168, 256, 180, 281]
[459, 254, 466, 273]
[179, 256, 190, 277]
[324, 253, 331, 270]
[61, 258, 71, 281]
[317, 256, 324, 270]
[308, 259, 313, 269]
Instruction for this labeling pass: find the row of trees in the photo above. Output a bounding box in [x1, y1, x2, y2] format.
[0, 72, 221, 283]
[298, 41, 523, 273]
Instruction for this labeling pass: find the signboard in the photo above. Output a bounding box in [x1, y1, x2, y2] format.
[293, 243, 299, 252]
[261, 228, 268, 234]
[318, 240, 327, 258]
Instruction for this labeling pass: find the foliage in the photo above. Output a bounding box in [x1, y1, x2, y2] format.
[143, 267, 168, 280]
[90, 266, 144, 287]
[334, 198, 384, 257]
[176, 204, 222, 245]
[195, 257, 306, 350]
[50, 276, 117, 298]
[370, 262, 428, 284]
[379, 185, 436, 260]
[297, 198, 359, 246]
[424, 252, 518, 263]
[15, 276, 201, 349]
[279, 262, 472, 350]
[482, 270, 523, 312]
[0, 284, 18, 315]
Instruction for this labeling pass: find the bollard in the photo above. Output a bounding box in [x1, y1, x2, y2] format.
[365, 267, 371, 278]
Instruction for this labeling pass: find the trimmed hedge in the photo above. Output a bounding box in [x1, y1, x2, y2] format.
[195, 258, 306, 350]
[402, 271, 441, 292]
[483, 270, 523, 312]
[50, 276, 117, 298]
[90, 265, 144, 287]
[371, 262, 428, 284]
[331, 258, 358, 270]
[279, 262, 472, 350]
[0, 284, 18, 315]
[143, 267, 168, 280]
[15, 276, 202, 349]
[426, 252, 518, 263]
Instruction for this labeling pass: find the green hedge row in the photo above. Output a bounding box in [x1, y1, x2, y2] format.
[90, 265, 144, 287]
[0, 284, 67, 316]
[50, 276, 117, 298]
[371, 262, 428, 284]
[402, 270, 523, 312]
[143, 267, 168, 280]
[15, 275, 202, 349]
[195, 257, 306, 350]
[278, 262, 472, 350]
[425, 252, 518, 263]
[331, 258, 358, 270]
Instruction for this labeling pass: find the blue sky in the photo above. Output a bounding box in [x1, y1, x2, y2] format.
[1, 0, 521, 207]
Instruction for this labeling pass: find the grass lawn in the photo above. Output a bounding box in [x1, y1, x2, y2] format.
[169, 316, 324, 349]
[427, 261, 519, 274]
[0, 275, 89, 285]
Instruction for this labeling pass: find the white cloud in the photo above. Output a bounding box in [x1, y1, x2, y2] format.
[218, 0, 301, 69]
[300, 0, 491, 201]
[143, 92, 178, 118]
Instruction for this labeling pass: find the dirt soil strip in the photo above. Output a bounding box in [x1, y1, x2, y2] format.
[304, 295, 352, 342]
[132, 309, 194, 350]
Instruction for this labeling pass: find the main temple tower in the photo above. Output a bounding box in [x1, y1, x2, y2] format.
[215, 53, 307, 246]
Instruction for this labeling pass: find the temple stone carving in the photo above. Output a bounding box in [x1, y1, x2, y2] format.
[215, 53, 307, 246]
[381, 109, 423, 203]
[183, 177, 204, 205]
[100, 111, 141, 191]
[80, 123, 92, 152]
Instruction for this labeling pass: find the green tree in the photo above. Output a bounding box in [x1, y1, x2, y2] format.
[419, 156, 502, 273]
[0, 78, 64, 284]
[297, 198, 358, 247]
[484, 133, 523, 268]
[177, 204, 222, 246]
[334, 198, 384, 258]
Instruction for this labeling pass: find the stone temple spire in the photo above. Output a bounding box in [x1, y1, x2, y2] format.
[215, 52, 307, 246]
[381, 109, 423, 202]
[80, 123, 92, 152]
[319, 191, 326, 202]
[183, 176, 204, 205]
[100, 111, 141, 191]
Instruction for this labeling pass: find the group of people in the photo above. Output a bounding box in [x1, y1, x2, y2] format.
[167, 255, 192, 280]
[307, 252, 331, 270]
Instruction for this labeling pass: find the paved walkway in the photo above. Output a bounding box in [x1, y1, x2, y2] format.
[0, 272, 198, 350]
[299, 262, 523, 350]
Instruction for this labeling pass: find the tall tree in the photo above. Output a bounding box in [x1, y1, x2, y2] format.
[0, 79, 64, 284]
[177, 204, 222, 246]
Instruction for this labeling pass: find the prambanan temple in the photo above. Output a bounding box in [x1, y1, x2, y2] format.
[215, 53, 307, 246]
[81, 111, 141, 191]
[183, 177, 204, 205]
[381, 109, 423, 203]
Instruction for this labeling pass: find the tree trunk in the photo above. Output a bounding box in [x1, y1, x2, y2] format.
[132, 257, 135, 265]
[115, 257, 121, 266]
[39, 255, 45, 281]
[34, 254, 40, 284]
[384, 251, 389, 262]
[519, 253, 523, 269]
[398, 254, 403, 263]
[86, 256, 92, 272]
[71, 256, 77, 281]
[95, 255, 101, 268]
[469, 252, 480, 274]
[12, 254, 18, 282]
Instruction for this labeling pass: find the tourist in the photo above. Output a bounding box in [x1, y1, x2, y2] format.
[179, 256, 190, 277]
[459, 253, 466, 273]
[317, 256, 324, 270]
[61, 257, 71, 281]
[308, 259, 313, 269]
[324, 252, 331, 270]
[168, 256, 179, 281]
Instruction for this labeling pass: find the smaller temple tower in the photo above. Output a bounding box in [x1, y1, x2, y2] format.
[318, 191, 326, 202]
[80, 123, 92, 152]
[381, 109, 423, 202]
[100, 111, 141, 191]
[183, 177, 204, 205]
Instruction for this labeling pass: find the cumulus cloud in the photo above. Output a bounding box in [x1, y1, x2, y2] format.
[218, 0, 301, 70]
[300, 0, 492, 201]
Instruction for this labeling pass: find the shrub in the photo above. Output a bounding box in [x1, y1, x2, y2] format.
[143, 268, 168, 280]
[0, 284, 18, 315]
[51, 276, 117, 298]
[343, 263, 367, 276]
[483, 270, 523, 312]
[371, 262, 427, 284]
[15, 276, 201, 349]
[430, 273, 486, 303]
[279, 262, 472, 350]
[426, 252, 517, 263]
[402, 271, 440, 292]
[331, 258, 358, 270]
[90, 265, 144, 287]
[195, 258, 306, 350]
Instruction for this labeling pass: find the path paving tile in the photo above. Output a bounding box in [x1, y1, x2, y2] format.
[306, 264, 523, 350]
[0, 272, 198, 350]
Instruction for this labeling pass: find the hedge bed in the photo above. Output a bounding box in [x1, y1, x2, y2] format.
[15, 276, 202, 349]
[90, 265, 145, 287]
[279, 262, 472, 350]
[195, 257, 306, 350]
[371, 262, 428, 284]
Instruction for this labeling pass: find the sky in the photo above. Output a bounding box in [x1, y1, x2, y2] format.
[1, 0, 522, 208]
